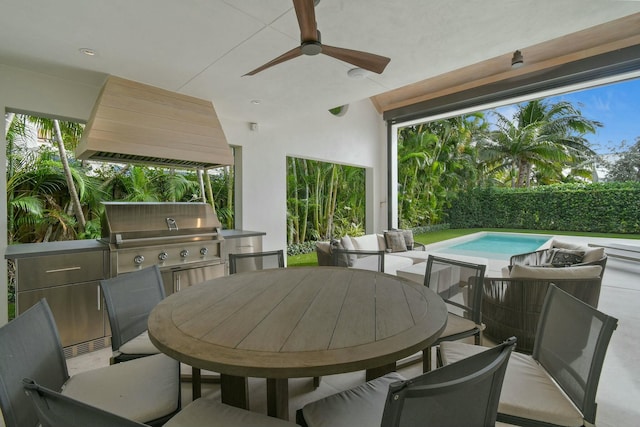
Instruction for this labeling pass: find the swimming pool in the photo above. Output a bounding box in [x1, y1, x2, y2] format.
[432, 233, 552, 260]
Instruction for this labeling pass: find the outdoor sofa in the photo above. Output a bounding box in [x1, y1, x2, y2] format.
[315, 230, 429, 275]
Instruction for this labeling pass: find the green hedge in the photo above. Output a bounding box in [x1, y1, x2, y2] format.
[446, 182, 640, 234]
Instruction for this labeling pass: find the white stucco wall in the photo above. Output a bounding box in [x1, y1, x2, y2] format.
[221, 99, 388, 254]
[0, 65, 389, 325]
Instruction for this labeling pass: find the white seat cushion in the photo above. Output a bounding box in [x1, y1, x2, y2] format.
[440, 342, 583, 426]
[390, 250, 431, 263]
[350, 254, 413, 275]
[300, 371, 406, 427]
[509, 264, 602, 279]
[351, 255, 383, 271]
[62, 353, 179, 423]
[165, 397, 299, 426]
[383, 255, 414, 275]
[119, 330, 161, 355]
[351, 234, 383, 251]
[439, 313, 481, 339]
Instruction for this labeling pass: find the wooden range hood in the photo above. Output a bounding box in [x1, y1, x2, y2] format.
[76, 76, 234, 169]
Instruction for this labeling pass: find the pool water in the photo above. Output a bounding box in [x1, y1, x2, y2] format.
[433, 233, 551, 260]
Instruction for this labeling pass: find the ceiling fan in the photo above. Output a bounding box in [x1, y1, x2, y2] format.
[244, 0, 390, 76]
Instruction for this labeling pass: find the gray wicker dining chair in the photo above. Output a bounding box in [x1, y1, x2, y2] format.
[297, 337, 516, 427]
[23, 378, 299, 427]
[100, 265, 165, 363]
[422, 255, 486, 371]
[0, 299, 180, 427]
[229, 249, 285, 274]
[441, 284, 618, 427]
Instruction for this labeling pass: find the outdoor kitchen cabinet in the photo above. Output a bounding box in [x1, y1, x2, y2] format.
[6, 240, 110, 356]
[220, 230, 266, 275]
[160, 263, 226, 295]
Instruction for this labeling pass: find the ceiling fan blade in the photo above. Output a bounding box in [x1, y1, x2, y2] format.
[243, 47, 303, 76]
[293, 0, 318, 42]
[321, 45, 391, 74]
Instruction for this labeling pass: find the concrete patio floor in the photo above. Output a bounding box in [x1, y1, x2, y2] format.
[2, 234, 638, 426]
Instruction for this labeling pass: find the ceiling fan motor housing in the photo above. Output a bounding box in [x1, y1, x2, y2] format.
[301, 41, 322, 55]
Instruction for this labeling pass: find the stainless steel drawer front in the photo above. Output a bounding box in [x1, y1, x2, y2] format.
[17, 251, 105, 290]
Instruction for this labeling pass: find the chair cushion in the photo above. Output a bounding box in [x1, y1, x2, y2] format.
[384, 230, 408, 252]
[300, 371, 406, 427]
[383, 255, 414, 275]
[165, 398, 298, 427]
[509, 264, 601, 279]
[581, 246, 605, 264]
[350, 254, 413, 275]
[62, 353, 179, 423]
[440, 342, 584, 426]
[119, 331, 160, 355]
[351, 255, 382, 271]
[438, 313, 481, 340]
[351, 234, 382, 251]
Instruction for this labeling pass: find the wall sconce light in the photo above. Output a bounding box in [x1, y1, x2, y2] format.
[511, 50, 524, 69]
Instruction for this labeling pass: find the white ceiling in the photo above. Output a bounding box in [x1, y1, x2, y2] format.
[1, 0, 640, 126]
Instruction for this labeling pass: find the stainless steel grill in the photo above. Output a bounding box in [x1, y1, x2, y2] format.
[101, 202, 225, 293]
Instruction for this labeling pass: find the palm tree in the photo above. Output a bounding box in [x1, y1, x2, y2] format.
[27, 116, 88, 230]
[479, 100, 601, 187]
[397, 114, 486, 227]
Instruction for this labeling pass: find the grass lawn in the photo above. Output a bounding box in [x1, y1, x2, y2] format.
[287, 228, 640, 267]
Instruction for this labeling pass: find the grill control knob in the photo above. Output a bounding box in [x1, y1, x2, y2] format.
[158, 251, 168, 261]
[200, 247, 208, 256]
[180, 249, 189, 258]
[134, 255, 145, 265]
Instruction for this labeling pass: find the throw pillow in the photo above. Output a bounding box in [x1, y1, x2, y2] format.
[341, 235, 355, 251]
[384, 230, 407, 252]
[401, 229, 415, 250]
[340, 235, 357, 267]
[547, 248, 585, 267]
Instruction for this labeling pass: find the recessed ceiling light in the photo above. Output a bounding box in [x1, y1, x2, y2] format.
[79, 48, 97, 56]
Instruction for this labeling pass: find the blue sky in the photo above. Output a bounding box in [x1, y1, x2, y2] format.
[491, 77, 640, 155]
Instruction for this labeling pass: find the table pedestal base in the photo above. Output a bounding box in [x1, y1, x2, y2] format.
[220, 374, 249, 410]
[267, 378, 289, 419]
[192, 367, 201, 399]
[365, 362, 396, 381]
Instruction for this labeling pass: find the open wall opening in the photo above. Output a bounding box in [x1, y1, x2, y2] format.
[286, 156, 366, 246]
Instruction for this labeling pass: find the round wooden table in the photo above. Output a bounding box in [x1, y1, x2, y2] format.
[148, 267, 447, 420]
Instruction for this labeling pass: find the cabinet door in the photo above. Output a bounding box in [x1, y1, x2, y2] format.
[174, 264, 225, 292]
[18, 282, 105, 347]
